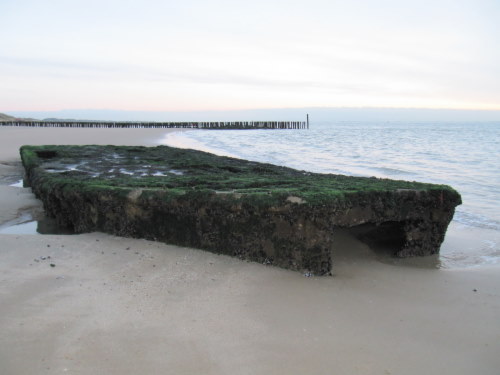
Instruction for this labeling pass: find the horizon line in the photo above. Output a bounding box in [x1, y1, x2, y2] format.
[4, 106, 500, 113]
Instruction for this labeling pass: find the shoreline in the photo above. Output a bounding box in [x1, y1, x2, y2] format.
[1, 126, 499, 374]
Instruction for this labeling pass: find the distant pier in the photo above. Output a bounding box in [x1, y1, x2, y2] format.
[1, 120, 308, 130]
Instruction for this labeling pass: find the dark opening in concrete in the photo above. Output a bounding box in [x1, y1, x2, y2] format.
[35, 150, 58, 159]
[348, 221, 407, 257]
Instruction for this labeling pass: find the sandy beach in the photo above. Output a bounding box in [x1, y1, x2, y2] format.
[1, 126, 499, 375]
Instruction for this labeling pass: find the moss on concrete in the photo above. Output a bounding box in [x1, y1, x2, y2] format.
[20, 145, 462, 275]
[20, 144, 457, 202]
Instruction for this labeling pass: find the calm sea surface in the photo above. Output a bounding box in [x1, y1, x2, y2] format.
[162, 121, 500, 269]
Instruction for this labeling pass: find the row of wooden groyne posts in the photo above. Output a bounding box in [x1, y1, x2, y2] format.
[1, 120, 308, 130]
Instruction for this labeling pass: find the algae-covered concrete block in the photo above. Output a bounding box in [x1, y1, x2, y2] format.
[20, 145, 461, 275]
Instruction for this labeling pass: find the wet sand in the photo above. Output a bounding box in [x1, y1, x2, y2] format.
[1, 126, 499, 374]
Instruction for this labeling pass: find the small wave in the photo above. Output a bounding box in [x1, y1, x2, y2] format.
[372, 166, 416, 176]
[9, 179, 23, 187]
[453, 210, 500, 231]
[439, 252, 500, 269]
[160, 131, 239, 159]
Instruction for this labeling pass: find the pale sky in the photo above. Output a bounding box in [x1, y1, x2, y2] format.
[1, 0, 499, 112]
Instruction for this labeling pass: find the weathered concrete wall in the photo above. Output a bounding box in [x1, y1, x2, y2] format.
[21, 145, 462, 275]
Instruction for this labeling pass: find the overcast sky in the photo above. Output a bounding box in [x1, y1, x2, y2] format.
[1, 0, 499, 112]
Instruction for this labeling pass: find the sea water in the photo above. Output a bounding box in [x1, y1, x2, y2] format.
[161, 121, 500, 269]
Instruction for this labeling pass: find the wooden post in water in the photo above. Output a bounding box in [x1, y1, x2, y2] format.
[306, 114, 309, 129]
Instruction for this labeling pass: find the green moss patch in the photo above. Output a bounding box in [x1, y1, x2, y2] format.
[20, 145, 460, 206]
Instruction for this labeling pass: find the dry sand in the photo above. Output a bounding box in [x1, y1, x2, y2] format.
[0, 126, 499, 375]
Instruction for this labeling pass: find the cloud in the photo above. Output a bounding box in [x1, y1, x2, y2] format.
[1, 1, 499, 110]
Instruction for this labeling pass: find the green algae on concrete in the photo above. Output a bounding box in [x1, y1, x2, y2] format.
[20, 145, 462, 275]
